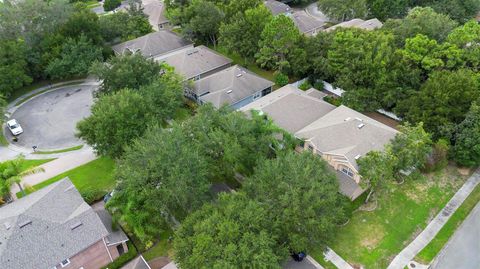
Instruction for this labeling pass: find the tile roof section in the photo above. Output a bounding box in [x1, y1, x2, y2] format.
[325, 18, 383, 32]
[290, 11, 325, 34]
[142, 0, 169, 29]
[264, 0, 291, 15]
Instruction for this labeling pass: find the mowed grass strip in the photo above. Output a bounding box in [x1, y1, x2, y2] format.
[415, 182, 480, 263]
[17, 157, 115, 198]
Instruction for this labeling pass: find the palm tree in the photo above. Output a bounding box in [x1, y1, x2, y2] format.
[0, 155, 44, 200]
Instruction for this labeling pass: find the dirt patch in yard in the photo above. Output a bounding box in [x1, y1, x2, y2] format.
[360, 224, 385, 249]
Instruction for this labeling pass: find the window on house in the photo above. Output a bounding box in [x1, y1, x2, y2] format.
[60, 259, 70, 268]
[253, 91, 262, 100]
[341, 166, 354, 178]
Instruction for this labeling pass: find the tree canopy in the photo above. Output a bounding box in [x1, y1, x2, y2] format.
[90, 53, 163, 94]
[454, 101, 480, 167]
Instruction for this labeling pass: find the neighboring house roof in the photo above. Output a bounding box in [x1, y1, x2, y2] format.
[264, 0, 291, 15]
[240, 85, 336, 133]
[122, 255, 152, 269]
[156, 45, 232, 80]
[194, 65, 274, 108]
[0, 178, 109, 269]
[162, 262, 179, 269]
[112, 31, 193, 58]
[289, 11, 325, 35]
[142, 0, 169, 29]
[325, 18, 383, 32]
[94, 202, 128, 246]
[296, 105, 398, 171]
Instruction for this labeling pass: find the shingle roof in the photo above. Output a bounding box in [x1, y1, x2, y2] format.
[296, 105, 398, 170]
[142, 0, 168, 29]
[156, 45, 232, 80]
[122, 255, 151, 269]
[0, 178, 109, 269]
[194, 65, 274, 108]
[112, 31, 193, 58]
[264, 0, 291, 15]
[240, 85, 336, 133]
[325, 18, 383, 32]
[289, 11, 325, 35]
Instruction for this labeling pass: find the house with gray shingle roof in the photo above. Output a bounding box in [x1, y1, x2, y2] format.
[0, 178, 129, 269]
[289, 11, 326, 36]
[142, 0, 170, 31]
[155, 45, 232, 81]
[324, 18, 383, 32]
[241, 85, 398, 200]
[112, 31, 193, 59]
[190, 65, 274, 109]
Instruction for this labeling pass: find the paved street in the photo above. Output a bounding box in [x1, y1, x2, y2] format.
[5, 85, 94, 150]
[305, 2, 329, 22]
[431, 201, 480, 269]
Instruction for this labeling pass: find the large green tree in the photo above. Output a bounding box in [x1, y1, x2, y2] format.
[383, 7, 458, 45]
[447, 20, 480, 71]
[90, 53, 162, 94]
[219, 5, 272, 60]
[180, 0, 225, 45]
[366, 0, 410, 20]
[46, 35, 103, 79]
[103, 0, 121, 11]
[0, 40, 32, 98]
[390, 123, 432, 175]
[401, 69, 480, 139]
[317, 0, 368, 22]
[454, 101, 480, 167]
[77, 89, 154, 157]
[108, 125, 212, 243]
[423, 0, 480, 23]
[256, 14, 305, 73]
[174, 193, 286, 269]
[327, 28, 395, 110]
[99, 10, 152, 42]
[243, 151, 346, 252]
[358, 150, 395, 203]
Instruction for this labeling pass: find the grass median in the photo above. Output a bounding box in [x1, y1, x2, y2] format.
[415, 182, 480, 264]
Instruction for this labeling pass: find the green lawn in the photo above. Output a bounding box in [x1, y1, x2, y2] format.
[20, 158, 55, 172]
[143, 231, 174, 261]
[415, 182, 480, 263]
[311, 167, 468, 269]
[0, 132, 7, 146]
[209, 45, 276, 82]
[17, 157, 116, 200]
[33, 145, 84, 154]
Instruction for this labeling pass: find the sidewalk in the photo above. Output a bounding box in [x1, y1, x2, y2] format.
[324, 248, 353, 269]
[387, 168, 480, 269]
[10, 148, 97, 197]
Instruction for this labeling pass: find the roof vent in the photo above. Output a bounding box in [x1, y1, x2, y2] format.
[236, 73, 243, 78]
[18, 220, 32, 228]
[226, 90, 233, 94]
[4, 223, 11, 230]
[355, 117, 363, 122]
[344, 117, 351, 121]
[354, 154, 362, 160]
[358, 123, 365, 129]
[70, 222, 83, 231]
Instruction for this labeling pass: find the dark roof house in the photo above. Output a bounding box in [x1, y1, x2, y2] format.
[112, 31, 193, 58]
[0, 178, 129, 269]
[191, 65, 274, 109]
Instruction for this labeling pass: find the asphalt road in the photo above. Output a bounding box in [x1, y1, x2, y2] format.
[431, 201, 480, 269]
[5, 85, 94, 150]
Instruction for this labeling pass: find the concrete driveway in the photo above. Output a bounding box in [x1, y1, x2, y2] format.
[431, 202, 480, 269]
[5, 85, 94, 150]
